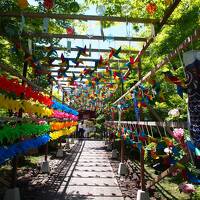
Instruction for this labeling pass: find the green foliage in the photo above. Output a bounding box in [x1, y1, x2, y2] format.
[96, 0, 200, 122]
[89, 132, 101, 138]
[0, 0, 86, 91]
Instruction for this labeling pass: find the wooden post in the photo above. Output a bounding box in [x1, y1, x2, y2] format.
[45, 82, 53, 161]
[140, 148, 145, 190]
[11, 60, 28, 188]
[137, 58, 146, 191]
[44, 144, 48, 161]
[121, 136, 125, 163]
[137, 58, 142, 81]
[60, 91, 65, 147]
[120, 78, 125, 163]
[118, 108, 124, 163]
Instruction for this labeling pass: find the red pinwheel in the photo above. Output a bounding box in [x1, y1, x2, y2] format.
[125, 56, 137, 70]
[109, 47, 121, 59]
[76, 45, 89, 57]
[146, 2, 157, 15]
[44, 0, 54, 10]
[164, 71, 183, 86]
[66, 26, 75, 36]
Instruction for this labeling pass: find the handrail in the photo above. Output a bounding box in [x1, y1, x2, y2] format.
[105, 120, 188, 128]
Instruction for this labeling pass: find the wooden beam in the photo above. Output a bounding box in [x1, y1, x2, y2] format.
[37, 46, 140, 54]
[124, 0, 182, 78]
[106, 121, 188, 128]
[46, 64, 128, 70]
[113, 28, 200, 105]
[0, 12, 160, 24]
[22, 32, 147, 42]
[146, 155, 189, 189]
[50, 68, 127, 72]
[53, 57, 128, 63]
[159, 0, 182, 28]
[0, 62, 62, 102]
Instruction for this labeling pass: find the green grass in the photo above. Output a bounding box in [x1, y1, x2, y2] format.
[27, 155, 43, 164]
[145, 164, 200, 200]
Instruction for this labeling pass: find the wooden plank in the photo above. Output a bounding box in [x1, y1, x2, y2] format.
[159, 0, 182, 27]
[22, 32, 147, 42]
[113, 28, 200, 104]
[0, 12, 160, 24]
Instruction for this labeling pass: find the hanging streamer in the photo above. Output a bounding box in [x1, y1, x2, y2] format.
[0, 75, 53, 106]
[52, 100, 79, 116]
[19, 15, 25, 35]
[49, 126, 77, 140]
[43, 18, 49, 33]
[0, 95, 53, 117]
[28, 39, 32, 55]
[0, 134, 50, 164]
[50, 121, 78, 131]
[0, 123, 50, 142]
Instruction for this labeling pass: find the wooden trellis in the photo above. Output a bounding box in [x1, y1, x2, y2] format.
[105, 120, 189, 189]
[0, 1, 178, 90]
[0, 12, 161, 24]
[113, 28, 200, 105]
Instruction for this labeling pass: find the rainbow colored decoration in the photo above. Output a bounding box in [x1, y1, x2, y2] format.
[0, 134, 51, 164]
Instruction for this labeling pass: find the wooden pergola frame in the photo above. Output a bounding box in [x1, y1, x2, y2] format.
[53, 57, 128, 63]
[113, 28, 200, 105]
[22, 32, 147, 42]
[37, 46, 140, 54]
[0, 0, 180, 92]
[123, 0, 182, 78]
[0, 12, 161, 24]
[49, 66, 128, 72]
[0, 0, 198, 195]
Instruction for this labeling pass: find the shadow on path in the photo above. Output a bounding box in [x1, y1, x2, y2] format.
[20, 141, 84, 200]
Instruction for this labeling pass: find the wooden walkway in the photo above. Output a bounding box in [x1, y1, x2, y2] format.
[20, 140, 124, 200]
[58, 140, 123, 200]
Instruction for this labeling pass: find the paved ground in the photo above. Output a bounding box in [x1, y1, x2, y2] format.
[17, 140, 124, 200]
[58, 140, 124, 200]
